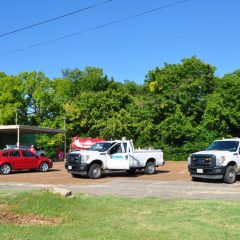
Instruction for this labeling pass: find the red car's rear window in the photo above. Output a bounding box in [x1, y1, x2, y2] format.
[9, 151, 20, 157]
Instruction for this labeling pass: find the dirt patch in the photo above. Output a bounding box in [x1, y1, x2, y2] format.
[0, 161, 190, 185]
[0, 193, 16, 198]
[0, 204, 60, 226]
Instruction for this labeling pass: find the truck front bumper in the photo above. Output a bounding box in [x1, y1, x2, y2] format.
[188, 166, 226, 179]
[65, 163, 90, 175]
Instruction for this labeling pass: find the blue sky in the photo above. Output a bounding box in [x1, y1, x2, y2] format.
[0, 0, 239, 84]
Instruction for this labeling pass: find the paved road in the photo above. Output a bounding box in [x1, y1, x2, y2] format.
[0, 161, 239, 200]
[0, 179, 240, 200]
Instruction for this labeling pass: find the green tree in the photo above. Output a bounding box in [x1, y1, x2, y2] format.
[62, 67, 111, 96]
[144, 57, 217, 159]
[18, 71, 52, 125]
[0, 75, 24, 124]
[202, 70, 240, 137]
[145, 56, 216, 121]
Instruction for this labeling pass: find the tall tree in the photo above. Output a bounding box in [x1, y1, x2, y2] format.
[18, 71, 52, 125]
[62, 67, 111, 95]
[0, 75, 24, 124]
[202, 70, 240, 137]
[145, 56, 216, 122]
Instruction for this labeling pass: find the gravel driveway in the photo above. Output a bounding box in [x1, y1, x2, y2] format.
[0, 161, 240, 200]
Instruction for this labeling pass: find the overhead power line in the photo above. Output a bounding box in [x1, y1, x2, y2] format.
[0, 0, 113, 38]
[1, 0, 189, 56]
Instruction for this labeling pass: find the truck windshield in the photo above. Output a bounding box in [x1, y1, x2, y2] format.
[89, 142, 115, 152]
[206, 141, 239, 152]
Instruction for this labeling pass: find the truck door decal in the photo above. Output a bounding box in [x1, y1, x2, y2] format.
[112, 155, 124, 159]
[107, 143, 129, 169]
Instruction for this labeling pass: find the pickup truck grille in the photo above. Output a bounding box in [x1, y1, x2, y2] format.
[191, 154, 215, 167]
[67, 153, 81, 164]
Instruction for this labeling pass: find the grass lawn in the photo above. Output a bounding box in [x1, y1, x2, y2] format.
[0, 190, 239, 240]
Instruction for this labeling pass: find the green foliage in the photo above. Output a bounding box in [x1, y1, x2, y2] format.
[0, 75, 24, 124]
[0, 56, 239, 159]
[62, 66, 111, 94]
[202, 72, 240, 136]
[18, 71, 53, 125]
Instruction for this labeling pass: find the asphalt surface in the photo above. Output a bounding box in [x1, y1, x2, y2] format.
[1, 179, 240, 200]
[0, 161, 240, 200]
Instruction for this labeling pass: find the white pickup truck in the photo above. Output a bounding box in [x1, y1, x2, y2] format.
[188, 138, 240, 184]
[65, 139, 164, 179]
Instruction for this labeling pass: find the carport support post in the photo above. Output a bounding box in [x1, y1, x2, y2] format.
[15, 108, 20, 148]
[17, 126, 20, 148]
[64, 117, 66, 160]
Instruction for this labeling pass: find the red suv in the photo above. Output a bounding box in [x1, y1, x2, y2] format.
[0, 149, 53, 174]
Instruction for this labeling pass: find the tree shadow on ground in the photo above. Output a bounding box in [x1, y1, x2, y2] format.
[192, 176, 240, 184]
[71, 169, 170, 179]
[101, 169, 170, 178]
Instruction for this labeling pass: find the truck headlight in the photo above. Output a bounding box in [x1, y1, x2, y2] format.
[81, 155, 86, 163]
[187, 156, 191, 165]
[81, 155, 90, 163]
[216, 156, 226, 166]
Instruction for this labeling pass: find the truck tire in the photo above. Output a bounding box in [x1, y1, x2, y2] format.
[144, 161, 155, 175]
[88, 164, 102, 179]
[223, 165, 237, 184]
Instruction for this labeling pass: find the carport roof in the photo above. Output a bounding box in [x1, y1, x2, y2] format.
[0, 125, 65, 134]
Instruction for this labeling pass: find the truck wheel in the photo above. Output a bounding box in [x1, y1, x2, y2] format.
[144, 161, 155, 175]
[1, 164, 11, 175]
[88, 164, 102, 179]
[223, 165, 237, 184]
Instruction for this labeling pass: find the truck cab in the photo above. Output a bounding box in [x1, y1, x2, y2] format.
[188, 138, 240, 183]
[65, 139, 164, 179]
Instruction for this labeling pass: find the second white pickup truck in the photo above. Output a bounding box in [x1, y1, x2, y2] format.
[188, 138, 240, 184]
[65, 139, 164, 178]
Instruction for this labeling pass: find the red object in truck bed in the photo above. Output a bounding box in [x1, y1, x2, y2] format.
[71, 137, 105, 150]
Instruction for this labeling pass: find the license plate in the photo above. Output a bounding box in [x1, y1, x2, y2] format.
[197, 168, 203, 173]
[68, 166, 72, 170]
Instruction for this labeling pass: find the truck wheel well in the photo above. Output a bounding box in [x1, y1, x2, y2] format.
[146, 158, 155, 165]
[227, 161, 237, 169]
[88, 160, 103, 170]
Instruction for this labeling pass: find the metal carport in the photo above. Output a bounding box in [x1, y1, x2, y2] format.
[0, 125, 66, 156]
